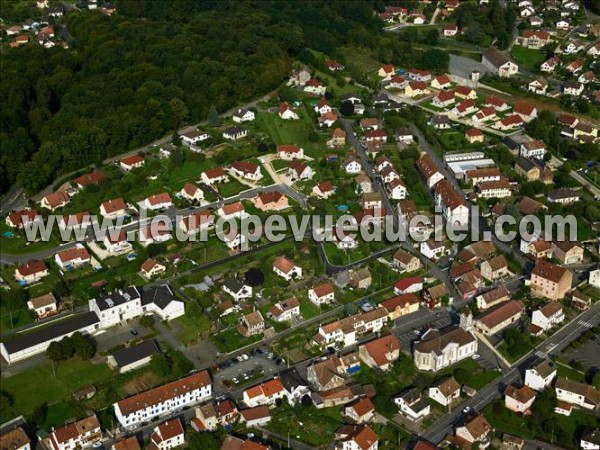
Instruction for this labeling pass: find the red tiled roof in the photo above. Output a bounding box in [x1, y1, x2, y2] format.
[116, 371, 211, 415]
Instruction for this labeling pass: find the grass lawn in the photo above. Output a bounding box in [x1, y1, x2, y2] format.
[217, 179, 248, 198]
[271, 159, 289, 171]
[0, 358, 113, 425]
[510, 46, 545, 72]
[555, 359, 587, 383]
[0, 221, 64, 255]
[211, 327, 261, 353]
[437, 131, 471, 151]
[0, 308, 34, 334]
[268, 402, 345, 448]
[255, 111, 326, 158]
[484, 400, 600, 449]
[174, 313, 212, 346]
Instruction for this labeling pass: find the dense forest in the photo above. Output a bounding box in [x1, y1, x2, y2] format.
[1, 0, 385, 195]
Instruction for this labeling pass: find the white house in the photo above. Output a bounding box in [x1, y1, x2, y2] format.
[580, 430, 600, 450]
[103, 231, 133, 254]
[428, 377, 461, 407]
[89, 287, 142, 328]
[222, 278, 252, 301]
[180, 129, 209, 146]
[140, 192, 173, 211]
[242, 378, 285, 408]
[232, 108, 255, 123]
[149, 419, 185, 450]
[49, 415, 102, 450]
[231, 161, 262, 181]
[179, 183, 204, 202]
[55, 245, 91, 270]
[555, 377, 600, 410]
[482, 48, 518, 77]
[342, 156, 362, 174]
[100, 198, 127, 219]
[336, 425, 379, 450]
[308, 283, 335, 306]
[222, 126, 248, 140]
[273, 256, 302, 281]
[434, 180, 469, 227]
[505, 384, 537, 413]
[394, 389, 431, 421]
[278, 103, 299, 120]
[416, 154, 444, 189]
[531, 303, 564, 332]
[40, 191, 70, 211]
[420, 239, 446, 260]
[120, 155, 144, 171]
[277, 144, 304, 160]
[113, 371, 212, 427]
[524, 359, 557, 392]
[269, 297, 300, 322]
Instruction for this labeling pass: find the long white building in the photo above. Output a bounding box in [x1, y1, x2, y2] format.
[113, 370, 212, 427]
[0, 312, 100, 364]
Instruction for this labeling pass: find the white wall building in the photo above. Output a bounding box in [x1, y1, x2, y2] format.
[114, 371, 212, 427]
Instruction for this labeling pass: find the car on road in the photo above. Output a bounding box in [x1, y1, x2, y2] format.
[241, 353, 249, 360]
[472, 354, 481, 360]
[414, 330, 421, 336]
[236, 355, 244, 362]
[462, 406, 472, 414]
[130, 329, 138, 336]
[232, 377, 239, 384]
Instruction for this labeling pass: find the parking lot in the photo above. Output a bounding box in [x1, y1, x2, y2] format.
[212, 350, 285, 392]
[561, 334, 600, 371]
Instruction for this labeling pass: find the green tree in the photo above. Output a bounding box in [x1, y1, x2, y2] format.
[139, 315, 155, 328]
[169, 98, 189, 130]
[340, 100, 355, 116]
[424, 28, 439, 45]
[150, 353, 173, 378]
[208, 105, 220, 127]
[72, 332, 96, 360]
[31, 403, 48, 427]
[593, 371, 600, 390]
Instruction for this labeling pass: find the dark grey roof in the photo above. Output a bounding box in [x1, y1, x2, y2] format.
[140, 285, 176, 310]
[515, 156, 536, 171]
[563, 81, 582, 90]
[233, 108, 249, 118]
[111, 340, 161, 368]
[279, 367, 308, 392]
[341, 93, 362, 101]
[95, 287, 140, 310]
[223, 126, 246, 135]
[548, 188, 579, 200]
[223, 277, 247, 294]
[372, 93, 388, 104]
[397, 388, 429, 413]
[430, 114, 451, 125]
[582, 429, 600, 445]
[1, 312, 99, 355]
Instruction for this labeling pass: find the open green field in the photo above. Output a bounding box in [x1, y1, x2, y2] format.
[174, 313, 212, 346]
[0, 221, 63, 255]
[510, 46, 545, 72]
[0, 358, 113, 425]
[484, 400, 600, 449]
[217, 179, 248, 198]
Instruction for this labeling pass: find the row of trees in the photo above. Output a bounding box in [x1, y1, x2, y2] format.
[47, 332, 96, 361]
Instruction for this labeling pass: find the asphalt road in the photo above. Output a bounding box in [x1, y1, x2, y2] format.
[0, 182, 307, 265]
[422, 301, 600, 444]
